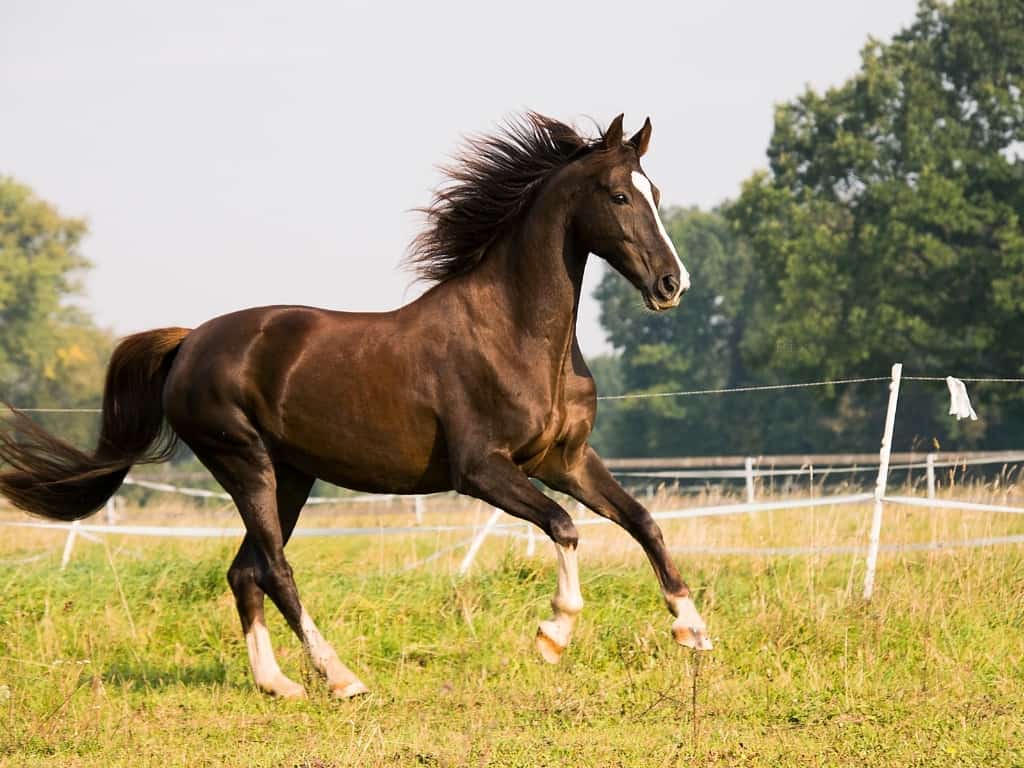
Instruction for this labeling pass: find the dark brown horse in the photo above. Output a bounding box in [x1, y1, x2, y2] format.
[0, 113, 711, 699]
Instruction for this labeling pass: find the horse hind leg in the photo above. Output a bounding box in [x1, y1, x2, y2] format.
[228, 538, 306, 698]
[213, 448, 366, 698]
[295, 608, 368, 699]
[268, 465, 368, 698]
[224, 461, 313, 698]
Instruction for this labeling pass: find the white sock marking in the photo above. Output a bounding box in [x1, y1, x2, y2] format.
[299, 609, 364, 693]
[245, 617, 290, 692]
[669, 594, 713, 650]
[538, 543, 584, 651]
[631, 171, 690, 294]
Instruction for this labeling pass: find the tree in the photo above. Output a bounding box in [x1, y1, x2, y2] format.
[728, 0, 1024, 451]
[591, 0, 1024, 457]
[591, 207, 797, 457]
[0, 177, 113, 445]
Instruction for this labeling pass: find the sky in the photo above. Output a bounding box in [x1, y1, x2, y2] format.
[2, 0, 920, 356]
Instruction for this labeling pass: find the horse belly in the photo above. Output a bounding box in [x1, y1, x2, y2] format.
[272, 388, 451, 495]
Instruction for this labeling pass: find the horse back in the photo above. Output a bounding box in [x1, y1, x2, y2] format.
[164, 305, 452, 494]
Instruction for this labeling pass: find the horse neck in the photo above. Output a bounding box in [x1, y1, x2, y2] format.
[466, 189, 587, 362]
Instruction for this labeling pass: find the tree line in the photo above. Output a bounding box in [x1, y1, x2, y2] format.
[590, 0, 1023, 458]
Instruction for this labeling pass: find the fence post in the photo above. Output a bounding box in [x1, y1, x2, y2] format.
[745, 457, 756, 503]
[104, 497, 118, 526]
[459, 508, 503, 575]
[526, 523, 536, 556]
[863, 363, 903, 601]
[414, 495, 425, 525]
[926, 453, 936, 499]
[60, 520, 80, 571]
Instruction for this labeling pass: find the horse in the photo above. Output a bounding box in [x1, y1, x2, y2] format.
[0, 112, 712, 699]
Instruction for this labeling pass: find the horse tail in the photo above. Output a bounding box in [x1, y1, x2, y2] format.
[0, 327, 191, 521]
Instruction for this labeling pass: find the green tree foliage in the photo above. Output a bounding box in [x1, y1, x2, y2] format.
[593, 207, 745, 456]
[729, 0, 1023, 451]
[0, 177, 112, 444]
[593, 0, 1023, 456]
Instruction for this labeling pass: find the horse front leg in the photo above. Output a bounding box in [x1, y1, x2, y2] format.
[536, 446, 712, 651]
[535, 540, 583, 663]
[454, 453, 584, 663]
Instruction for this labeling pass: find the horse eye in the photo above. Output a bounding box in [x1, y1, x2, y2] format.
[612, 193, 629, 205]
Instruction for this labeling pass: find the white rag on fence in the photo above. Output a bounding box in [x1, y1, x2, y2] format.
[946, 377, 978, 421]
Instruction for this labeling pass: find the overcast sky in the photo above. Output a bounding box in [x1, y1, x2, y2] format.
[2, 0, 920, 356]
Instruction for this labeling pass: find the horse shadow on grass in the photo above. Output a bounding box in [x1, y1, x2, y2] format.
[101, 659, 241, 691]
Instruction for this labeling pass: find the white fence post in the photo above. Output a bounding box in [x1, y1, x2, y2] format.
[60, 520, 80, 571]
[926, 453, 936, 499]
[526, 523, 536, 556]
[863, 363, 903, 601]
[744, 457, 756, 503]
[414, 495, 425, 525]
[459, 508, 502, 575]
[104, 497, 118, 526]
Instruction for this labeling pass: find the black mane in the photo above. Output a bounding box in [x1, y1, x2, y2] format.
[408, 113, 604, 283]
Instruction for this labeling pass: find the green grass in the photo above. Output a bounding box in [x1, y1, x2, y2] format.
[1, 502, 1023, 767]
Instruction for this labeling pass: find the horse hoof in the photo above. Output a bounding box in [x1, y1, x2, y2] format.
[535, 624, 566, 664]
[263, 676, 306, 699]
[672, 622, 713, 651]
[331, 680, 370, 699]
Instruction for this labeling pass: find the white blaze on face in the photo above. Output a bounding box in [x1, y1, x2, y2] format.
[630, 171, 691, 294]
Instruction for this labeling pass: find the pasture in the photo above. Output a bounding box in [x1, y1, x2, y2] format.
[1, 486, 1023, 767]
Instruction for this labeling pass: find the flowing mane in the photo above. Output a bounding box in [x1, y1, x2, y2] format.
[408, 113, 604, 283]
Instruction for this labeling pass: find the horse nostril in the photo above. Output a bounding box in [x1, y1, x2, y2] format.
[656, 274, 680, 301]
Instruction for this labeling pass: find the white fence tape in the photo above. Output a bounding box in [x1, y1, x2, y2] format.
[608, 492, 874, 525]
[8, 531, 1023, 569]
[883, 495, 1024, 515]
[0, 519, 488, 538]
[616, 467, 871, 479]
[0, 551, 53, 565]
[614, 453, 1024, 481]
[122, 477, 400, 505]
[666, 534, 1024, 558]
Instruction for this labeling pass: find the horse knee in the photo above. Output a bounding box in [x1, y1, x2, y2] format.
[548, 514, 579, 549]
[640, 516, 665, 544]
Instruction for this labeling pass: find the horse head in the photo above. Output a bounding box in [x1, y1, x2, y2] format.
[571, 114, 690, 311]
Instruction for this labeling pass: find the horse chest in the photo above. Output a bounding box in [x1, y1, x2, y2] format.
[514, 413, 564, 473]
[513, 386, 592, 473]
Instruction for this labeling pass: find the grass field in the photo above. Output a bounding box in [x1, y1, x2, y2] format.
[1, 487, 1023, 767]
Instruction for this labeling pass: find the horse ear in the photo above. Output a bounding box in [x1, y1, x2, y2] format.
[602, 114, 625, 149]
[628, 117, 652, 157]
